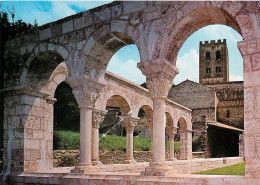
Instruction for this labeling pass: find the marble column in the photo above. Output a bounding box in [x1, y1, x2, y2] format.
[122, 115, 139, 164]
[66, 76, 105, 173]
[166, 126, 178, 161]
[138, 58, 179, 176]
[79, 107, 93, 167]
[92, 109, 107, 166]
[147, 118, 153, 160]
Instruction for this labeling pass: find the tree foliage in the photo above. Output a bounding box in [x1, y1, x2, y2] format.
[54, 82, 80, 131]
[0, 2, 37, 42]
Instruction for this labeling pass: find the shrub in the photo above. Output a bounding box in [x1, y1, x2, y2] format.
[53, 130, 180, 153]
[53, 130, 80, 150]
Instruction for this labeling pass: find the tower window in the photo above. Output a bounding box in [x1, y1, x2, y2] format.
[216, 51, 221, 60]
[216, 66, 221, 73]
[226, 110, 230, 118]
[206, 52, 210, 60]
[206, 67, 211, 74]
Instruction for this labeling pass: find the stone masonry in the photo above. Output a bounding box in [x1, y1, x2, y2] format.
[1, 1, 260, 184]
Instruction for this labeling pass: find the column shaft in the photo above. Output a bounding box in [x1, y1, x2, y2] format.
[169, 136, 175, 160]
[152, 98, 166, 163]
[91, 127, 99, 162]
[79, 107, 92, 166]
[126, 131, 134, 160]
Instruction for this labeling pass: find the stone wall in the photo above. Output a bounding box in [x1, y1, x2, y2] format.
[168, 80, 216, 110]
[207, 82, 244, 129]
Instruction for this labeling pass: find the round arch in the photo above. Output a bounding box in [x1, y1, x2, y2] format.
[106, 95, 131, 115]
[20, 42, 69, 90]
[82, 31, 142, 80]
[161, 4, 253, 64]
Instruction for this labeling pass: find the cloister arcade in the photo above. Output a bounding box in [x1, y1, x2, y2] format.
[2, 1, 260, 184]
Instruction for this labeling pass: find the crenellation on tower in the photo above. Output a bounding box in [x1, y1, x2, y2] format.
[199, 39, 229, 85]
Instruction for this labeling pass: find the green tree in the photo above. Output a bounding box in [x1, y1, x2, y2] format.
[54, 82, 80, 131]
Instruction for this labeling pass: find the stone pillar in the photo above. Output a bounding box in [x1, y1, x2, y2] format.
[238, 38, 260, 178]
[92, 109, 107, 166]
[66, 76, 105, 173]
[147, 118, 153, 160]
[166, 126, 178, 161]
[138, 59, 178, 176]
[239, 133, 244, 157]
[122, 115, 139, 164]
[179, 129, 193, 160]
[2, 88, 56, 175]
[78, 107, 93, 167]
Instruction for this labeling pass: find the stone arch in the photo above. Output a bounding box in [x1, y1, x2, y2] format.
[177, 117, 192, 160]
[161, 3, 253, 64]
[47, 62, 69, 97]
[20, 42, 69, 90]
[82, 31, 142, 80]
[165, 112, 174, 128]
[136, 105, 153, 138]
[106, 95, 131, 116]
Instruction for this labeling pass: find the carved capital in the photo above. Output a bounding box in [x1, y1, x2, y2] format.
[121, 115, 139, 133]
[138, 58, 178, 99]
[66, 76, 106, 108]
[166, 126, 178, 138]
[92, 109, 108, 129]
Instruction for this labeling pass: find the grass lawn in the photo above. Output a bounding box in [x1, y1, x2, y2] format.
[54, 130, 180, 152]
[194, 162, 245, 176]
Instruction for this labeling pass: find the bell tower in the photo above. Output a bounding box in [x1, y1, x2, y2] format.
[199, 39, 229, 85]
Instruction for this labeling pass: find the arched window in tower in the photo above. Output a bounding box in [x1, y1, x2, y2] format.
[226, 110, 230, 118]
[206, 67, 211, 74]
[216, 66, 222, 73]
[206, 52, 210, 60]
[216, 51, 221, 60]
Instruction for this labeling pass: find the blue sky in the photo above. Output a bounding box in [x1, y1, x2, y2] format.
[1, 1, 243, 85]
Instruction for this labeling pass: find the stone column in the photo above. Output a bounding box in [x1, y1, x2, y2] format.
[138, 59, 178, 176]
[66, 76, 105, 173]
[179, 129, 193, 160]
[79, 107, 93, 167]
[147, 118, 153, 160]
[239, 133, 244, 157]
[122, 115, 139, 164]
[238, 38, 260, 177]
[166, 126, 178, 161]
[92, 109, 107, 166]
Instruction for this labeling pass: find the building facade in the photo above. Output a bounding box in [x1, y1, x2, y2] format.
[169, 39, 244, 158]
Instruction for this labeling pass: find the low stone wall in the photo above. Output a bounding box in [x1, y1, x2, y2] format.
[53, 150, 180, 167]
[167, 156, 244, 174]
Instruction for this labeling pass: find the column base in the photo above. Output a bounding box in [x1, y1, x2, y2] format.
[167, 157, 177, 161]
[123, 159, 137, 164]
[71, 163, 98, 174]
[140, 162, 176, 176]
[92, 160, 103, 166]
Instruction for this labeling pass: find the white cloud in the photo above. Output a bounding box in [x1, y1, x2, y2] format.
[200, 25, 242, 43]
[107, 55, 146, 85]
[16, 2, 77, 26]
[67, 1, 113, 11]
[174, 49, 199, 84]
[229, 74, 243, 81]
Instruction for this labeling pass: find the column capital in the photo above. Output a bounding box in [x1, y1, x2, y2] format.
[121, 115, 139, 133]
[66, 76, 106, 108]
[137, 58, 178, 100]
[166, 126, 178, 138]
[92, 109, 108, 129]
